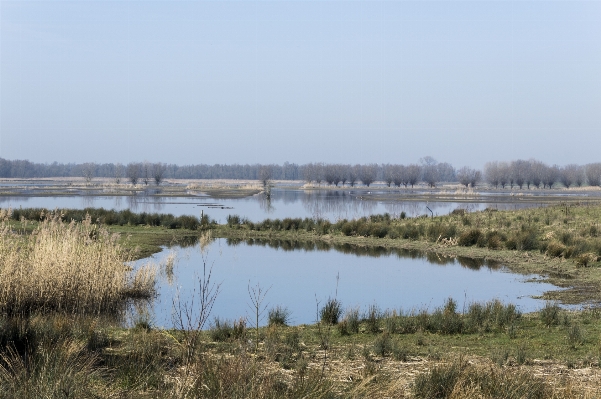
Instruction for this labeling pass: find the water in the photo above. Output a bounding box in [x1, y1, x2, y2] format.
[136, 238, 559, 328]
[0, 189, 544, 222]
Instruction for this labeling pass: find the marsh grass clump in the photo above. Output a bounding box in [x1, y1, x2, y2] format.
[458, 228, 483, 247]
[566, 323, 585, 349]
[320, 298, 342, 325]
[337, 308, 360, 335]
[413, 360, 464, 398]
[465, 300, 521, 333]
[268, 305, 291, 326]
[363, 304, 382, 334]
[0, 339, 104, 399]
[413, 360, 550, 399]
[0, 212, 156, 316]
[372, 332, 393, 357]
[540, 302, 561, 327]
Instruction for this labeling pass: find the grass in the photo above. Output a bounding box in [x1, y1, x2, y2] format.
[0, 210, 155, 316]
[4, 205, 601, 396]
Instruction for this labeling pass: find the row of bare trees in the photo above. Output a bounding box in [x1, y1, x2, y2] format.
[484, 160, 601, 189]
[123, 162, 167, 186]
[2, 157, 601, 189]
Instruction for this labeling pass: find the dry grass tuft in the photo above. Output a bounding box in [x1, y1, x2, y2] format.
[0, 210, 155, 316]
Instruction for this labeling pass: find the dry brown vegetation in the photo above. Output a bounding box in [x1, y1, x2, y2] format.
[0, 209, 155, 316]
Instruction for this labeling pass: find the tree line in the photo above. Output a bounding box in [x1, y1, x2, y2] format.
[0, 157, 600, 189]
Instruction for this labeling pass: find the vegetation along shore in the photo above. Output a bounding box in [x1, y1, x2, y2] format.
[2, 204, 601, 397]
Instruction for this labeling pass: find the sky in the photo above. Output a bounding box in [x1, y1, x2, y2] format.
[1, 1, 600, 169]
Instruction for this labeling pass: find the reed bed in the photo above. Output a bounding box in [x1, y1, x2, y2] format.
[0, 210, 155, 316]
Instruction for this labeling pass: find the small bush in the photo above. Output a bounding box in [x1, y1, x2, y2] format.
[458, 229, 482, 246]
[392, 343, 410, 362]
[210, 318, 234, 342]
[268, 306, 291, 326]
[320, 298, 342, 325]
[372, 332, 393, 357]
[540, 302, 561, 327]
[514, 228, 539, 251]
[546, 241, 566, 257]
[226, 214, 241, 228]
[567, 323, 585, 348]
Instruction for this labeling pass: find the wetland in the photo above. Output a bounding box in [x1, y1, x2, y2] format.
[3, 178, 601, 397]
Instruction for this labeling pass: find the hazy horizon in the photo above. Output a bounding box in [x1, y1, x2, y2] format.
[1, 1, 600, 169]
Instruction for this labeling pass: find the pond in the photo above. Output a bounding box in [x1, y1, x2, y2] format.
[0, 189, 545, 222]
[135, 238, 559, 328]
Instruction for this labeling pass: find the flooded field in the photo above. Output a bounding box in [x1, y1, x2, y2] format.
[0, 188, 567, 223]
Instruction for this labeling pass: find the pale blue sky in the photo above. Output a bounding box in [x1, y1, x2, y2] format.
[1, 1, 600, 168]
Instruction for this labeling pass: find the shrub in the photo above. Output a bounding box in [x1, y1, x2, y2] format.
[567, 323, 585, 348]
[458, 229, 482, 246]
[268, 306, 291, 326]
[210, 318, 234, 342]
[540, 302, 561, 327]
[372, 332, 393, 357]
[546, 241, 566, 257]
[226, 214, 241, 228]
[486, 231, 504, 249]
[514, 228, 539, 251]
[320, 298, 342, 325]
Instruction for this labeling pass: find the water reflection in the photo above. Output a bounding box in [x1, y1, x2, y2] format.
[0, 188, 558, 222]
[138, 238, 559, 327]
[225, 237, 502, 271]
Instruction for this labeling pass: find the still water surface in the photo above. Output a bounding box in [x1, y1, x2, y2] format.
[136, 238, 558, 328]
[0, 189, 541, 222]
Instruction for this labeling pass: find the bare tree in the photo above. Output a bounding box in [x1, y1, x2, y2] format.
[457, 166, 472, 188]
[586, 163, 601, 187]
[422, 164, 439, 188]
[339, 164, 350, 187]
[541, 164, 559, 189]
[456, 166, 481, 188]
[302, 163, 317, 185]
[437, 162, 456, 182]
[511, 160, 529, 189]
[497, 162, 510, 189]
[153, 162, 167, 186]
[528, 160, 544, 189]
[391, 164, 404, 187]
[420, 156, 437, 166]
[382, 164, 395, 187]
[259, 165, 273, 189]
[126, 163, 141, 185]
[560, 164, 583, 188]
[470, 170, 482, 188]
[348, 164, 360, 187]
[405, 164, 421, 188]
[573, 165, 585, 187]
[81, 162, 95, 183]
[324, 164, 340, 186]
[359, 164, 378, 187]
[484, 161, 500, 188]
[142, 161, 151, 186]
[114, 163, 124, 184]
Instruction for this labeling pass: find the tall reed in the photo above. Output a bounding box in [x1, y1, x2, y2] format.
[0, 210, 155, 316]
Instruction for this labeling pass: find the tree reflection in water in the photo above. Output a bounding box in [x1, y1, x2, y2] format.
[225, 237, 502, 271]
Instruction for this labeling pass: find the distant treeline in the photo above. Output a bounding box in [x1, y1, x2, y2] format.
[1, 157, 600, 189]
